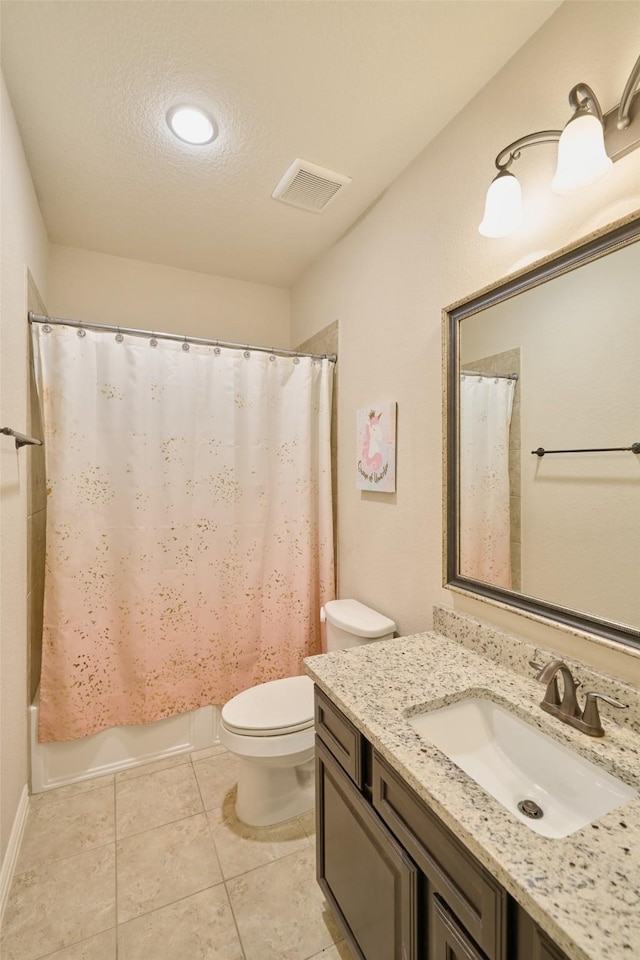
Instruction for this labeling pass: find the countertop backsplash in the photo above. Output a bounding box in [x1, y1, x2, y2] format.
[433, 605, 640, 736]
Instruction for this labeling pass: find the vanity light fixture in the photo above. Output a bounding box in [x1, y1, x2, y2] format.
[551, 84, 612, 194]
[166, 105, 217, 145]
[479, 54, 640, 238]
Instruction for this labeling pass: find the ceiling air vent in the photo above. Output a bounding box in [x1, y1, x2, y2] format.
[272, 159, 352, 213]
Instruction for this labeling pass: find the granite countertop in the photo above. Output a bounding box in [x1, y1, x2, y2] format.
[304, 632, 640, 960]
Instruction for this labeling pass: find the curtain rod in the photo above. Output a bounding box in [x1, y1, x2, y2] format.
[28, 312, 337, 363]
[461, 369, 519, 380]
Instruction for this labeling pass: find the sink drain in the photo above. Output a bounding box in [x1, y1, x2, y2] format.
[517, 799, 544, 820]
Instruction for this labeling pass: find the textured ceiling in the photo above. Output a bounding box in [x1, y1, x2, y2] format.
[1, 1, 560, 287]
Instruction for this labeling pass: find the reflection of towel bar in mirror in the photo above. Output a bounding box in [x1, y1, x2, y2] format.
[0, 427, 43, 449]
[532, 443, 640, 457]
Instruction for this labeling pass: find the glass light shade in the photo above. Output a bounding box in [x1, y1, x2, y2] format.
[478, 170, 522, 238]
[551, 112, 612, 194]
[167, 106, 217, 145]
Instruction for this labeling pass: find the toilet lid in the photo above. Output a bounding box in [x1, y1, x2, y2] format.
[221, 675, 315, 737]
[323, 599, 396, 638]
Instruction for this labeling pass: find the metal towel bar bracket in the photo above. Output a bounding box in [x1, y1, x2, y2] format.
[1, 427, 43, 449]
[532, 442, 640, 457]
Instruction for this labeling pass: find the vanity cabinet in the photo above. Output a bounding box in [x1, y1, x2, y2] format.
[314, 688, 570, 960]
[315, 687, 418, 960]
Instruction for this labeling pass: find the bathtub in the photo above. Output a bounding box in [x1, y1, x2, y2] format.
[30, 690, 220, 793]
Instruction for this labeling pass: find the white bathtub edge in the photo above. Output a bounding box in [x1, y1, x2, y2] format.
[30, 695, 220, 793]
[0, 784, 29, 923]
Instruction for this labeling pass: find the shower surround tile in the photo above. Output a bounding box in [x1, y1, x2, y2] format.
[16, 784, 115, 872]
[226, 845, 342, 960]
[0, 845, 115, 960]
[115, 762, 203, 838]
[117, 885, 243, 960]
[116, 812, 222, 923]
[206, 791, 311, 880]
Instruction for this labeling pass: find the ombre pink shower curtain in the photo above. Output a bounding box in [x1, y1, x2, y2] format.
[33, 323, 334, 741]
[459, 374, 515, 588]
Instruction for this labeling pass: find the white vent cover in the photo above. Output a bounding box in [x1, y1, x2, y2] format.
[272, 159, 352, 213]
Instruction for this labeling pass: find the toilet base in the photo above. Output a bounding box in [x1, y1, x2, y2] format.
[235, 754, 315, 828]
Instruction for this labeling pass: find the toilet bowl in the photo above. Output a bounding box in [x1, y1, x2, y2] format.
[219, 675, 315, 827]
[219, 599, 396, 827]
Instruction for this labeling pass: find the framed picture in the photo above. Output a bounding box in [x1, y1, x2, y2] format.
[356, 402, 397, 492]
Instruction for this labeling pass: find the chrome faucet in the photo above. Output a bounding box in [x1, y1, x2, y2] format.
[530, 659, 627, 737]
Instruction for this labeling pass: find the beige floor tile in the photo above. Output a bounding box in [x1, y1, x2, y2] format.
[116, 762, 203, 838]
[117, 813, 222, 923]
[118, 885, 243, 960]
[190, 743, 228, 761]
[206, 790, 310, 879]
[33, 773, 114, 801]
[38, 929, 116, 959]
[299, 807, 316, 842]
[17, 785, 115, 872]
[0, 845, 115, 960]
[226, 846, 341, 960]
[308, 941, 356, 960]
[193, 752, 239, 811]
[115, 751, 191, 783]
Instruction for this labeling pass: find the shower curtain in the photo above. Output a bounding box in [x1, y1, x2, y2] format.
[459, 375, 515, 589]
[33, 323, 334, 741]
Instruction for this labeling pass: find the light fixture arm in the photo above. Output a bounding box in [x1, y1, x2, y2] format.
[567, 82, 604, 122]
[479, 52, 640, 239]
[494, 130, 562, 172]
[617, 54, 640, 130]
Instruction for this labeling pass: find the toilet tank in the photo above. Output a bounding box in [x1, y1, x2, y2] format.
[322, 599, 396, 652]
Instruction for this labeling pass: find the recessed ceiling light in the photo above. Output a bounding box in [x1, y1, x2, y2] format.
[166, 105, 217, 145]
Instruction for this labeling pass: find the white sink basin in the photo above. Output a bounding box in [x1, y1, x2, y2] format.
[408, 697, 636, 838]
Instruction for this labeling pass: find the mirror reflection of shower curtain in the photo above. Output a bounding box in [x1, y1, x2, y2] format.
[32, 323, 334, 742]
[459, 376, 515, 588]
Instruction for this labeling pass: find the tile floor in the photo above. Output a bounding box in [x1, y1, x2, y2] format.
[1, 746, 355, 960]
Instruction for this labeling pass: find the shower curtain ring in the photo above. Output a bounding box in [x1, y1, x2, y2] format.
[150, 332, 158, 347]
[115, 326, 124, 343]
[77, 322, 86, 338]
[182, 336, 190, 352]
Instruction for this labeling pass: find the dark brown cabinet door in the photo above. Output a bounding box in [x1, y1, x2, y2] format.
[512, 903, 570, 960]
[316, 737, 419, 960]
[431, 895, 486, 960]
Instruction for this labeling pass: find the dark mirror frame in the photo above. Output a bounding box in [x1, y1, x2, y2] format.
[443, 211, 640, 650]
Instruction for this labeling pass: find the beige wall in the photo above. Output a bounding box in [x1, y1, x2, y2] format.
[48, 245, 290, 346]
[0, 76, 49, 866]
[460, 243, 638, 629]
[290, 2, 640, 681]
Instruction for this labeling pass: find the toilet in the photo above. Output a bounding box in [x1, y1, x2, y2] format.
[219, 599, 396, 827]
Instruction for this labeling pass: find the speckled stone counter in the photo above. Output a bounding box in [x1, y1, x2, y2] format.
[304, 632, 640, 960]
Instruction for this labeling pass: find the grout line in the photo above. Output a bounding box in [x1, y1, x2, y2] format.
[223, 877, 248, 960]
[116, 880, 228, 929]
[11, 837, 116, 879]
[116, 808, 211, 844]
[193, 748, 247, 959]
[31, 926, 117, 960]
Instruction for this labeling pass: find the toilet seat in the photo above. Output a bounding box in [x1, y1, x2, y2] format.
[221, 675, 314, 737]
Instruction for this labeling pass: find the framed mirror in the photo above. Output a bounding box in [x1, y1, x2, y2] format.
[444, 212, 640, 649]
